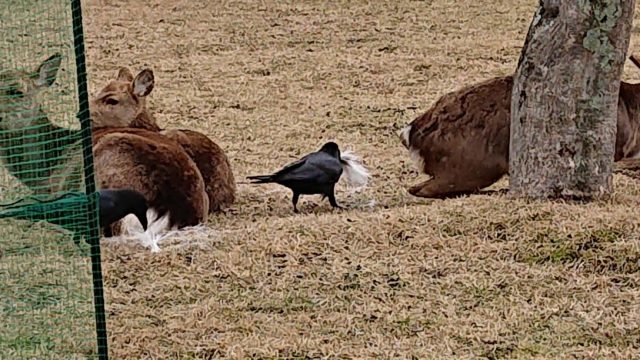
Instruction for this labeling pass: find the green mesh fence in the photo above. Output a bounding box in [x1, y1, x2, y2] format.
[0, 0, 108, 359]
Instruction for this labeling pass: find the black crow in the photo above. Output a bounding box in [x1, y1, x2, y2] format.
[247, 141, 370, 213]
[99, 188, 149, 237]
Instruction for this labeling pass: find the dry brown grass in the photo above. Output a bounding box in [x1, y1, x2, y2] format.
[80, 0, 640, 358]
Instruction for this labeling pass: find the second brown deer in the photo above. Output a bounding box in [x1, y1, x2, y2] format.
[399, 56, 640, 198]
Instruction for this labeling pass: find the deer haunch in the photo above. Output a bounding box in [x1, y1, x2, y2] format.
[93, 127, 209, 231]
[401, 68, 640, 198]
[90, 67, 236, 212]
[160, 128, 235, 210]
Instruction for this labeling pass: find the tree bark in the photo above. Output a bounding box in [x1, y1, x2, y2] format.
[509, 0, 636, 199]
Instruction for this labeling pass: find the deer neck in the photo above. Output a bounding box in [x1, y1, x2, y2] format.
[131, 109, 162, 132]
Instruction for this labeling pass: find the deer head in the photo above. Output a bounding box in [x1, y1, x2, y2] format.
[0, 53, 85, 195]
[0, 53, 62, 131]
[89, 67, 160, 130]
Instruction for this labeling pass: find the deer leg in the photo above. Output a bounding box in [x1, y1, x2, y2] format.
[407, 178, 475, 199]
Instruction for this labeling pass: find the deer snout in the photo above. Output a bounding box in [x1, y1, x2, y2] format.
[88, 105, 101, 124]
[88, 103, 97, 117]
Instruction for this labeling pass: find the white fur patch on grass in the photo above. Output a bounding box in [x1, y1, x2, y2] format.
[117, 208, 172, 252]
[107, 208, 211, 252]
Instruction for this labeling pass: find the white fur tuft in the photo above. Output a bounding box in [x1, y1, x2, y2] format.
[398, 124, 426, 174]
[339, 150, 371, 191]
[118, 208, 173, 252]
[398, 124, 412, 149]
[409, 147, 426, 174]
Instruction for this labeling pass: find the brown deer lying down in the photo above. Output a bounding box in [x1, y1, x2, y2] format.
[90, 67, 236, 212]
[0, 53, 208, 239]
[399, 56, 640, 198]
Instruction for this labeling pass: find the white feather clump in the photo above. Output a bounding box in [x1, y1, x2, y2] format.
[118, 208, 171, 252]
[339, 149, 371, 191]
[114, 208, 210, 252]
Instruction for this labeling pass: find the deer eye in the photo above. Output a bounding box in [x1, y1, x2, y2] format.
[105, 98, 119, 105]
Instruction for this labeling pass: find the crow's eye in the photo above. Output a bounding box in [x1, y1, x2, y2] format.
[105, 98, 119, 106]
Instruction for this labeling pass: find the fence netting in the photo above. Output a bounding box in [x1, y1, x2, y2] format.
[0, 0, 107, 358]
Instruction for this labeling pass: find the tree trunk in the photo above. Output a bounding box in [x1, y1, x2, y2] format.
[509, 0, 636, 199]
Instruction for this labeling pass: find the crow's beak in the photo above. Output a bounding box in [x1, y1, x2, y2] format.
[137, 212, 148, 231]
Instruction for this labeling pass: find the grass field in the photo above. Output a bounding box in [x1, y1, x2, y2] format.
[8, 0, 640, 358]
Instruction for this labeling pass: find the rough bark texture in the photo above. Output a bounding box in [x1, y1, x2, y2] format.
[509, 0, 636, 199]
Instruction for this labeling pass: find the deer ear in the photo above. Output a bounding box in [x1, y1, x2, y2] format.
[132, 69, 154, 97]
[117, 67, 134, 82]
[34, 53, 62, 87]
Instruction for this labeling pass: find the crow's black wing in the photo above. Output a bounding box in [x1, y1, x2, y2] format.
[270, 153, 312, 178]
[276, 152, 342, 184]
[310, 158, 343, 183]
[247, 153, 314, 183]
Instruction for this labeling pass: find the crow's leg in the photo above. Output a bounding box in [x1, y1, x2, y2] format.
[327, 187, 343, 210]
[292, 192, 300, 213]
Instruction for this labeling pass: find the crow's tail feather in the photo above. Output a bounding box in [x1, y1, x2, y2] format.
[247, 175, 274, 183]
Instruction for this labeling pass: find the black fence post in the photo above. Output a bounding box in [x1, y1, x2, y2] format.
[69, 0, 109, 358]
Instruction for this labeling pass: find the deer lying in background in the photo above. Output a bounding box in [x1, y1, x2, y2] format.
[0, 53, 83, 195]
[90, 67, 236, 212]
[0, 53, 209, 237]
[399, 55, 640, 198]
